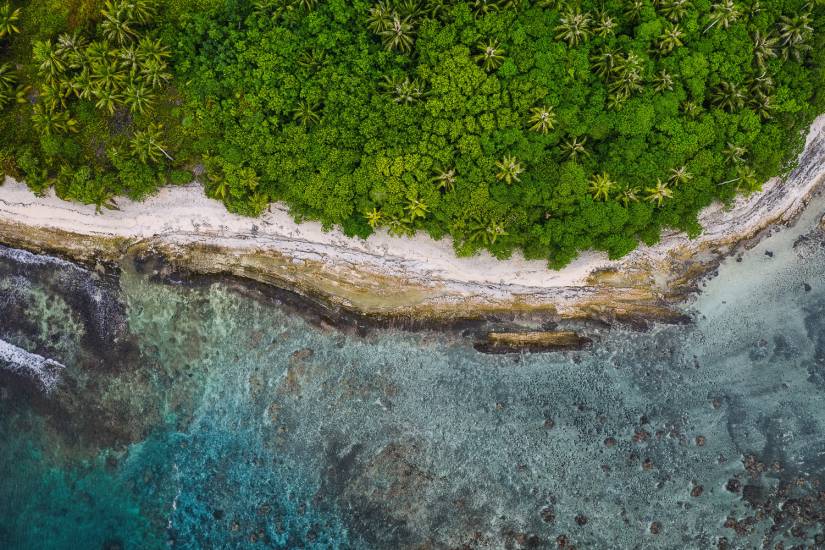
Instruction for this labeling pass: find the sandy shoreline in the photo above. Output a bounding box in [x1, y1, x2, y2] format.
[1, 115, 824, 322]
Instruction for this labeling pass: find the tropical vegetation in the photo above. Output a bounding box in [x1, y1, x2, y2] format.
[0, 0, 823, 267]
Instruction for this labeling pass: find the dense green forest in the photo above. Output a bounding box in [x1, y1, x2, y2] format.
[0, 0, 823, 266]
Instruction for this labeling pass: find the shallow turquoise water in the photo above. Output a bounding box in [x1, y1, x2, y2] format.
[2, 198, 825, 548]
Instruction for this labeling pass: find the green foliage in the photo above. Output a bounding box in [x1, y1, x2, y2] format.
[1, 0, 824, 267]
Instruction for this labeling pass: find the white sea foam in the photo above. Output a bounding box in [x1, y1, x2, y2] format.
[0, 244, 77, 270]
[0, 338, 65, 393]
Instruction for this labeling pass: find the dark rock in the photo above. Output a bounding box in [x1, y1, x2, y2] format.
[725, 479, 742, 493]
[475, 330, 592, 354]
[650, 521, 662, 534]
[574, 514, 588, 526]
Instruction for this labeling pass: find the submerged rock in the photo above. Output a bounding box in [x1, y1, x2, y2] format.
[473, 331, 592, 353]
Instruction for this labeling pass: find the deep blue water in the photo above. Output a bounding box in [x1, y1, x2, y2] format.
[1, 195, 825, 549]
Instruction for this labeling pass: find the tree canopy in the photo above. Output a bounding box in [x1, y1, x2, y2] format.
[1, 0, 824, 267]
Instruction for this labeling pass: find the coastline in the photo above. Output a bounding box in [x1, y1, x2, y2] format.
[1, 115, 824, 324]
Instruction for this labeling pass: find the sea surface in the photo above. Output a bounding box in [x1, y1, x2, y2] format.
[1, 194, 825, 549]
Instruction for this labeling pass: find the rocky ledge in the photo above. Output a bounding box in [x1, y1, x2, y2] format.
[1, 116, 824, 328]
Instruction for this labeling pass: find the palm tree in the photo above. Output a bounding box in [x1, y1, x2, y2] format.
[64, 75, 87, 101]
[614, 51, 643, 75]
[735, 165, 758, 191]
[470, 0, 500, 18]
[0, 2, 21, 38]
[747, 71, 774, 97]
[367, 1, 394, 33]
[247, 192, 269, 216]
[652, 69, 674, 92]
[722, 142, 747, 164]
[645, 179, 673, 206]
[555, 8, 592, 46]
[474, 39, 505, 72]
[136, 37, 171, 64]
[101, 0, 138, 45]
[85, 41, 114, 67]
[669, 166, 692, 185]
[618, 186, 640, 206]
[297, 48, 326, 70]
[433, 168, 457, 192]
[681, 100, 702, 118]
[624, 0, 644, 23]
[527, 106, 556, 134]
[705, 0, 741, 32]
[0, 63, 14, 109]
[126, 0, 157, 24]
[421, 0, 453, 19]
[747, 0, 761, 18]
[282, 0, 319, 12]
[387, 214, 415, 236]
[382, 75, 425, 103]
[749, 93, 773, 120]
[405, 196, 429, 220]
[93, 87, 123, 115]
[380, 15, 416, 53]
[561, 136, 589, 161]
[31, 103, 78, 135]
[90, 59, 127, 93]
[130, 123, 172, 163]
[495, 154, 524, 184]
[656, 23, 684, 54]
[608, 52, 644, 98]
[606, 92, 628, 111]
[365, 208, 383, 229]
[119, 44, 142, 72]
[608, 70, 643, 100]
[752, 30, 777, 68]
[0, 62, 14, 89]
[590, 47, 618, 78]
[207, 173, 229, 201]
[39, 82, 69, 112]
[292, 100, 321, 127]
[123, 80, 155, 114]
[660, 0, 691, 22]
[141, 58, 172, 89]
[710, 81, 745, 112]
[32, 40, 66, 82]
[467, 216, 507, 247]
[233, 166, 260, 191]
[593, 11, 616, 38]
[778, 13, 813, 61]
[57, 31, 88, 68]
[589, 172, 615, 201]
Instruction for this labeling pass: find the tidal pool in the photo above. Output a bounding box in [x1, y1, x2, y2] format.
[1, 195, 825, 549]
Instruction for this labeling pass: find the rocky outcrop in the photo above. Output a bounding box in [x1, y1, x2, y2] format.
[474, 331, 592, 353]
